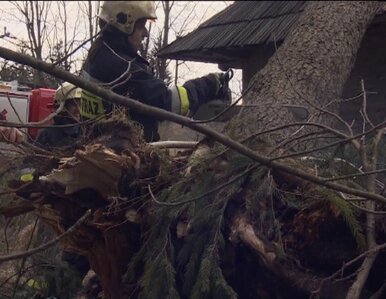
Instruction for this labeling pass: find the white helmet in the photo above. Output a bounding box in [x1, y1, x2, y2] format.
[55, 82, 82, 106]
[99, 1, 157, 35]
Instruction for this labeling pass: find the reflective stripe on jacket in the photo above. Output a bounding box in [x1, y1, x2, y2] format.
[79, 71, 106, 120]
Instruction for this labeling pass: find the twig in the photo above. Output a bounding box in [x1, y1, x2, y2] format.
[148, 164, 258, 206]
[323, 168, 386, 182]
[270, 119, 386, 162]
[53, 31, 100, 66]
[312, 243, 386, 295]
[360, 79, 374, 129]
[0, 112, 103, 129]
[20, 140, 53, 156]
[318, 98, 356, 139]
[347, 201, 386, 215]
[271, 130, 331, 154]
[339, 91, 378, 103]
[245, 122, 347, 145]
[217, 121, 353, 162]
[281, 135, 338, 154]
[0, 210, 91, 263]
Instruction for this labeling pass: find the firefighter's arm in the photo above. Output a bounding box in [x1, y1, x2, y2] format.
[168, 72, 234, 117]
[100, 53, 229, 117]
[0, 126, 24, 143]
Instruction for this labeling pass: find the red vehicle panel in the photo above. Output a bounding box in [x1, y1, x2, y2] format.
[28, 88, 56, 140]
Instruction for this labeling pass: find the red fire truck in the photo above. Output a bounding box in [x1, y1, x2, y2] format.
[0, 81, 56, 141]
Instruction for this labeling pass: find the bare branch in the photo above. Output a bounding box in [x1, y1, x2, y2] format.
[360, 79, 374, 129]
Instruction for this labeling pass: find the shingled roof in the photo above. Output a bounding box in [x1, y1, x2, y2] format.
[157, 1, 307, 63]
[157, 1, 386, 64]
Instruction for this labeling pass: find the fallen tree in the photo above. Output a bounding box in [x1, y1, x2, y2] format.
[0, 2, 386, 299]
[1, 116, 385, 299]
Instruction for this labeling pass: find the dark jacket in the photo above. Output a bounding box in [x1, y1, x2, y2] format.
[82, 26, 219, 142]
[35, 116, 80, 150]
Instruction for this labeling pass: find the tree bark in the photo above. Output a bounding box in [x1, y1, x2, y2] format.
[227, 1, 382, 142]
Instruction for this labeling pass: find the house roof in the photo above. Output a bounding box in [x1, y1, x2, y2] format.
[157, 1, 307, 63]
[157, 1, 386, 64]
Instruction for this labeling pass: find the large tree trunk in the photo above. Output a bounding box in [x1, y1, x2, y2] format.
[228, 1, 381, 141]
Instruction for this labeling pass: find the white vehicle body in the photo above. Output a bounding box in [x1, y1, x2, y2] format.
[0, 89, 31, 140]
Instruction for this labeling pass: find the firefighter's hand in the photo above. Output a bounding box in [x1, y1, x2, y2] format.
[0, 126, 24, 143]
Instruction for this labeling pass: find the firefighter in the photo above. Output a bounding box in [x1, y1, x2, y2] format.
[35, 82, 90, 279]
[35, 82, 82, 150]
[81, 1, 231, 142]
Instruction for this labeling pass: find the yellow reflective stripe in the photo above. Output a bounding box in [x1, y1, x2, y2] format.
[80, 90, 106, 119]
[177, 86, 189, 116]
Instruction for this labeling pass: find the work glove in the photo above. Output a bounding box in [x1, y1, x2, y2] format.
[183, 70, 233, 114]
